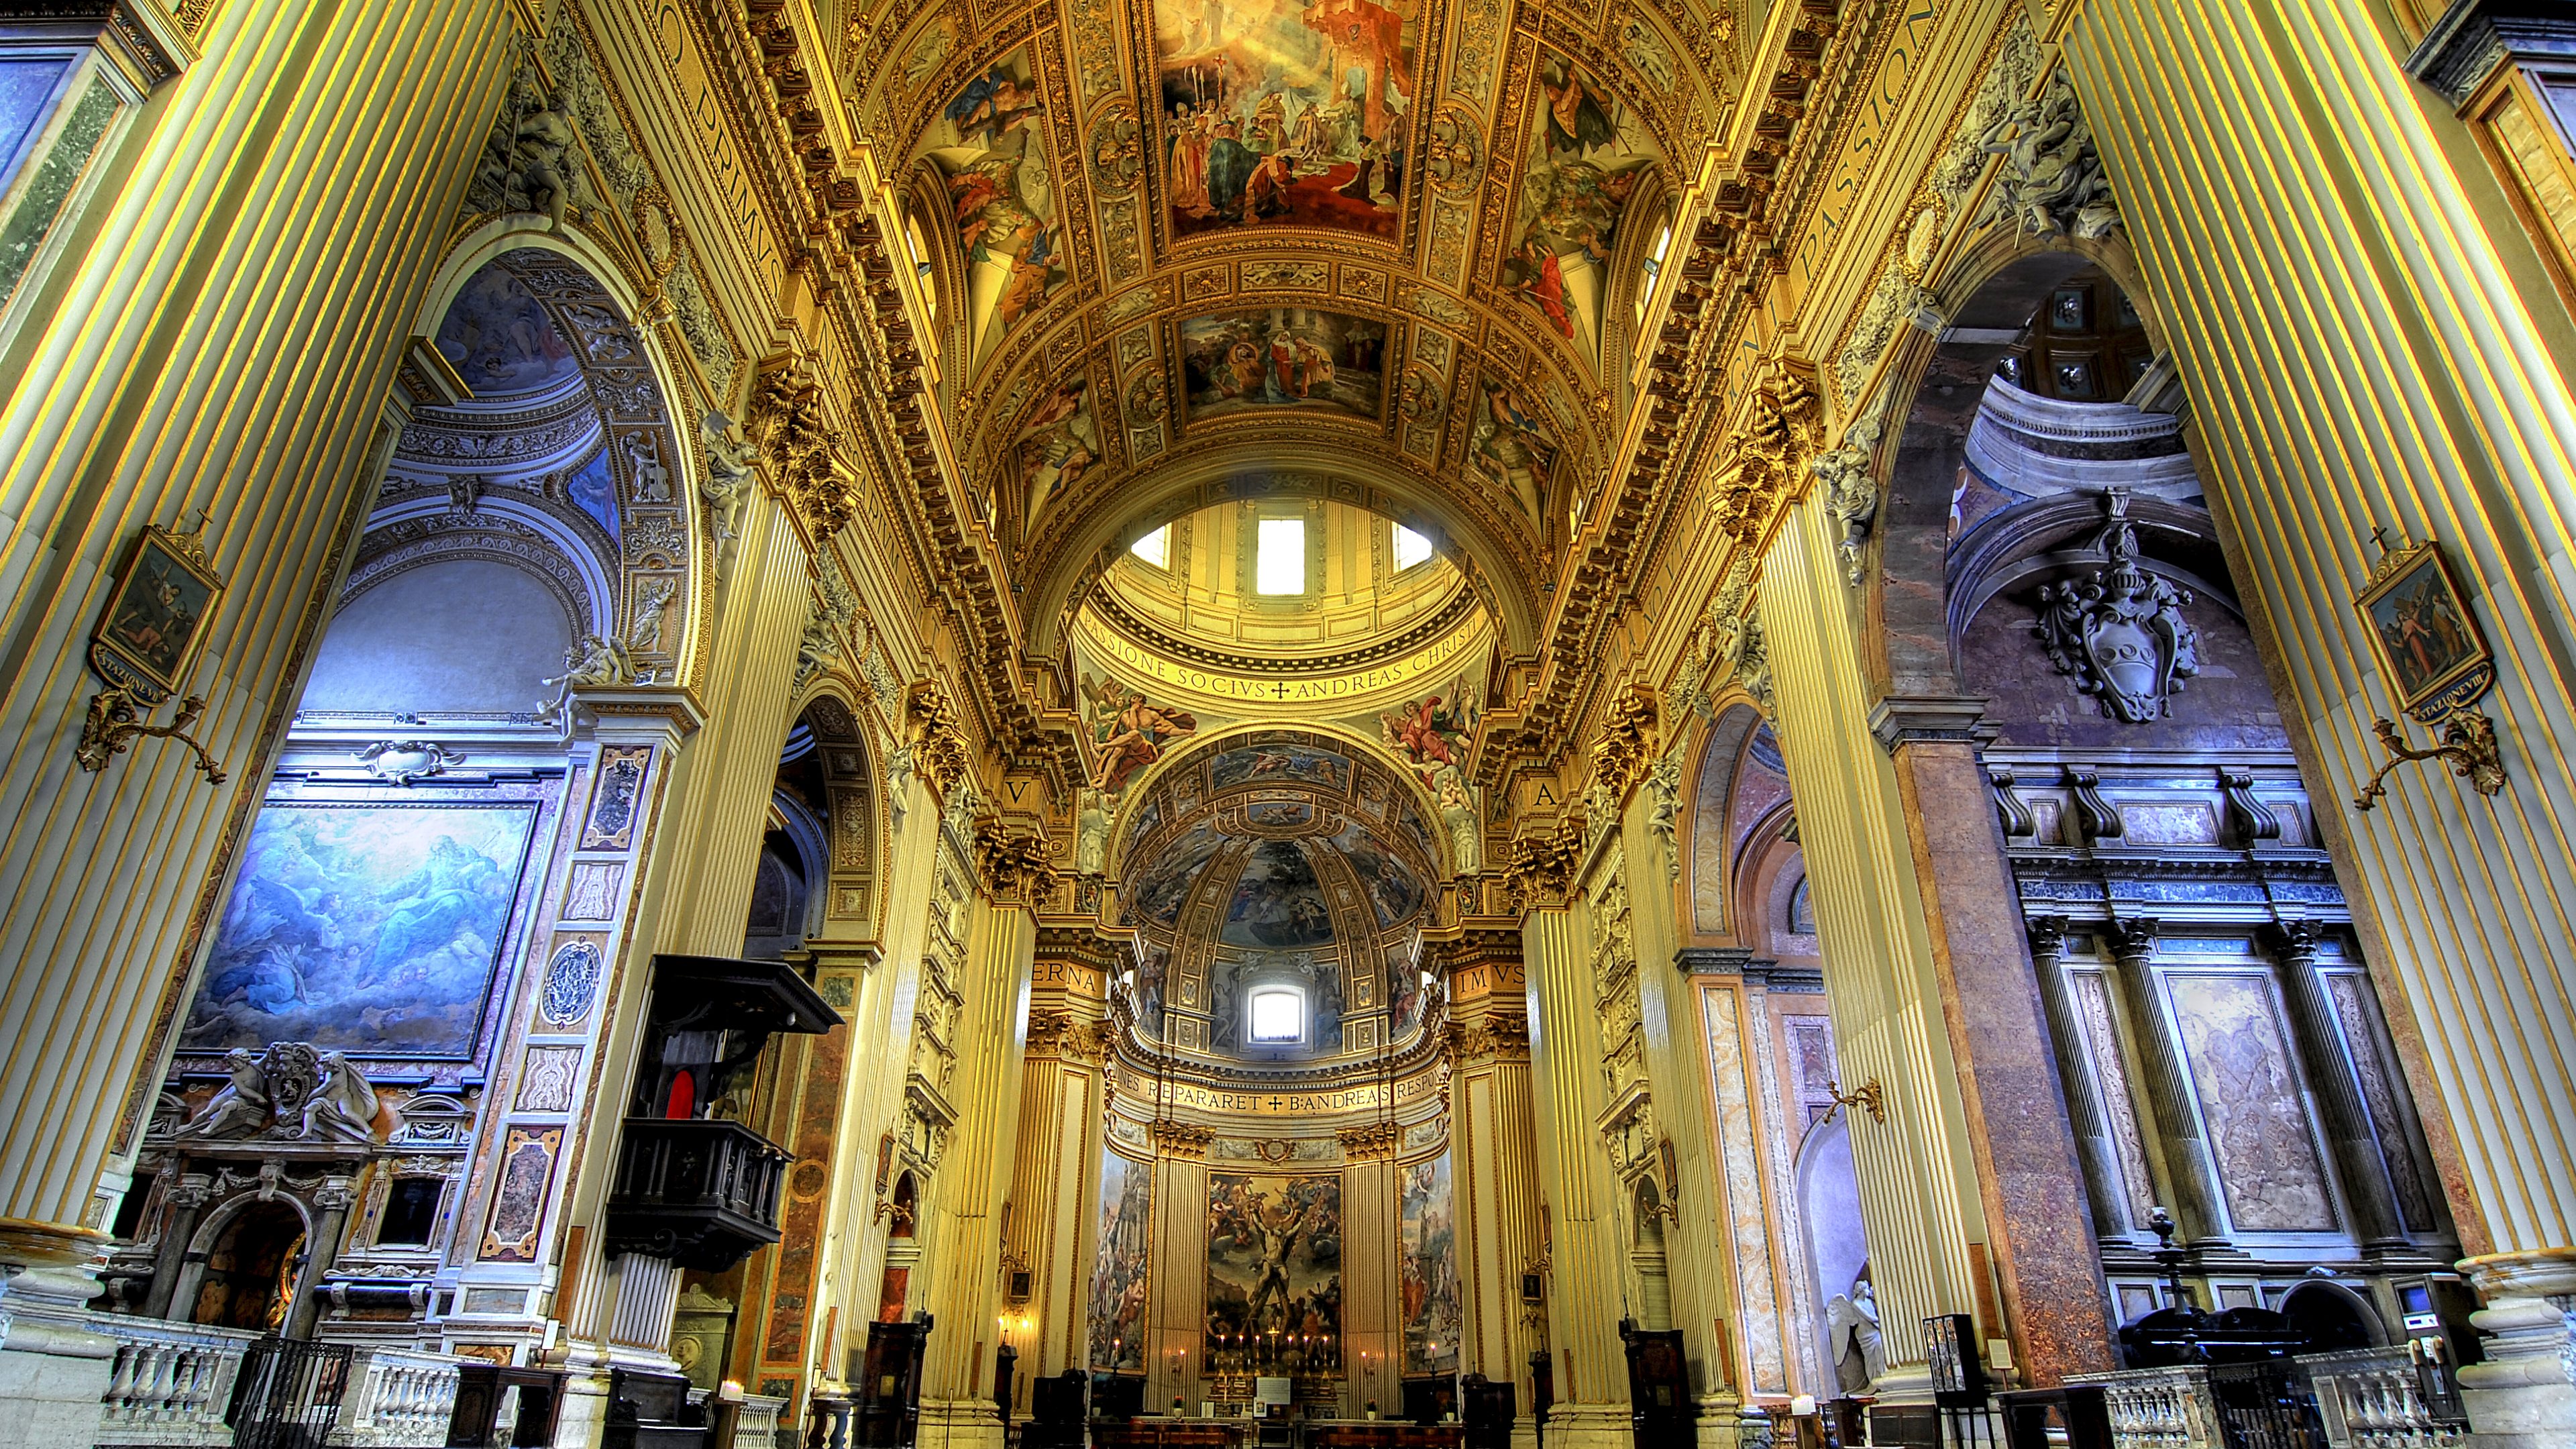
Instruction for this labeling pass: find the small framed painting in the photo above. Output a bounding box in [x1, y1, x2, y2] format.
[2355, 539, 2493, 722]
[92, 523, 222, 697]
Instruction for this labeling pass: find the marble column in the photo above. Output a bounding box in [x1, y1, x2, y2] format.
[1521, 898, 1630, 1449]
[914, 889, 1036, 1449]
[1006, 980, 1111, 1404]
[0, 2, 516, 1436]
[284, 1176, 356, 1340]
[1870, 702, 2114, 1383]
[2023, 919, 2129, 1245]
[2103, 922, 2228, 1251]
[2261, 924, 2406, 1252]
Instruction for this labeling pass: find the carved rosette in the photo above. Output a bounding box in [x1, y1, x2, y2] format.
[903, 679, 973, 800]
[1706, 362, 1823, 541]
[1501, 818, 1587, 910]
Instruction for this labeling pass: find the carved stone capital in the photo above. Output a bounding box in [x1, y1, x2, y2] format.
[1501, 818, 1587, 910]
[1590, 686, 1660, 803]
[903, 678, 973, 801]
[973, 816, 1060, 904]
[1336, 1122, 1401, 1162]
[1148, 1120, 1212, 1159]
[1706, 360, 1822, 542]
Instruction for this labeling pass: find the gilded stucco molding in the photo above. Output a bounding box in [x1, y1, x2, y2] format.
[1501, 818, 1587, 910]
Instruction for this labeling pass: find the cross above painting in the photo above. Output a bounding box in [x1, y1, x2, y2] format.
[1154, 0, 1417, 240]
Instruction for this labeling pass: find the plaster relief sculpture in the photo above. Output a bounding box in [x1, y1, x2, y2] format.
[173, 1043, 380, 1142]
[354, 739, 465, 786]
[700, 409, 757, 559]
[1980, 70, 2118, 241]
[2034, 495, 2200, 722]
[1812, 409, 1885, 587]
[300, 1052, 380, 1142]
[536, 634, 637, 721]
[175, 1049, 273, 1138]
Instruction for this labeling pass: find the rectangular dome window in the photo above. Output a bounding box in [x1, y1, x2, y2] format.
[1392, 523, 1433, 572]
[1248, 987, 1303, 1042]
[1256, 518, 1305, 595]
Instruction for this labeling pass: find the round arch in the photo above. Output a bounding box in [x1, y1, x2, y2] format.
[1103, 718, 1460, 885]
[404, 218, 709, 686]
[783, 684, 887, 941]
[1860, 229, 2172, 699]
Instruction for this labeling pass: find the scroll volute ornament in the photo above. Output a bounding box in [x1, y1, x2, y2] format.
[1591, 686, 1660, 802]
[1707, 362, 1823, 541]
[903, 678, 972, 799]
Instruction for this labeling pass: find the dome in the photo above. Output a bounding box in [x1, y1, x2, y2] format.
[1116, 729, 1442, 1069]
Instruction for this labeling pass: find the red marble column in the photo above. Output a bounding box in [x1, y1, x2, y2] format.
[1871, 696, 2116, 1384]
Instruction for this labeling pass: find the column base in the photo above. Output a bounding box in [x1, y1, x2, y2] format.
[1534, 1401, 1633, 1449]
[0, 1219, 117, 1449]
[2459, 1250, 2576, 1448]
[916, 1393, 1007, 1449]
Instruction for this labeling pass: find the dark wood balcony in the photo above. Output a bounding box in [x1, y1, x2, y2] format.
[600, 1116, 792, 1271]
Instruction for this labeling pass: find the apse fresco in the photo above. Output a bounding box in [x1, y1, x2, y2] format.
[182, 801, 537, 1057]
[1210, 739, 1352, 792]
[1329, 818, 1425, 926]
[1128, 822, 1224, 925]
[1089, 1148, 1152, 1370]
[1399, 1155, 1460, 1374]
[1502, 50, 1659, 368]
[1179, 309, 1389, 423]
[1012, 374, 1102, 525]
[434, 265, 579, 395]
[1223, 841, 1335, 947]
[922, 50, 1066, 362]
[1207, 1173, 1342, 1341]
[1153, 0, 1416, 239]
[1466, 372, 1560, 523]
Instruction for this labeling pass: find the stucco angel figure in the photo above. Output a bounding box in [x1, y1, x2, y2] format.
[301, 1051, 379, 1141]
[536, 634, 636, 721]
[700, 409, 759, 555]
[176, 1049, 272, 1138]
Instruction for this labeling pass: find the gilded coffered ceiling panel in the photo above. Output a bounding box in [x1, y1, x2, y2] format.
[823, 0, 1748, 661]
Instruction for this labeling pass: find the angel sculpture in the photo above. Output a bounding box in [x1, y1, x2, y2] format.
[536, 635, 636, 721]
[176, 1049, 272, 1138]
[301, 1051, 379, 1141]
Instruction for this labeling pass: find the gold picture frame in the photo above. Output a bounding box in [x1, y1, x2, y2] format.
[90, 520, 223, 700]
[2355, 539, 2492, 724]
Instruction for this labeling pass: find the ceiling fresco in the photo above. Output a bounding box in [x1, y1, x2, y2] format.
[833, 0, 1745, 659]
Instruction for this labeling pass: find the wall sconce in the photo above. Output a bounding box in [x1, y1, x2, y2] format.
[1823, 1077, 1884, 1125]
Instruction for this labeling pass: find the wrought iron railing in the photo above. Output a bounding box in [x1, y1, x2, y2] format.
[226, 1336, 354, 1449]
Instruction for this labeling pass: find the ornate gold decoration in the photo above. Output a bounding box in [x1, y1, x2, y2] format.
[2353, 714, 2506, 811]
[1591, 685, 1660, 803]
[1823, 1077, 1885, 1126]
[2351, 537, 2505, 810]
[1336, 1122, 1401, 1161]
[1707, 361, 1823, 541]
[78, 685, 224, 784]
[903, 679, 972, 800]
[974, 816, 1061, 903]
[748, 354, 857, 539]
[1149, 1120, 1213, 1159]
[1501, 819, 1586, 909]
